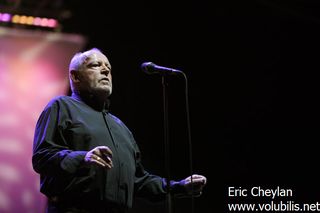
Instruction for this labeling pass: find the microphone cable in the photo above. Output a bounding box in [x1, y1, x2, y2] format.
[180, 71, 195, 213]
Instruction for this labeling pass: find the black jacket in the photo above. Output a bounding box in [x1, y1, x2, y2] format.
[32, 94, 167, 210]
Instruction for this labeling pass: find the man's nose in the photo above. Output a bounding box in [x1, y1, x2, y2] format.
[101, 65, 110, 74]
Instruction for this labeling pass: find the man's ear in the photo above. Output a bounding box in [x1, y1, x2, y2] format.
[70, 70, 80, 83]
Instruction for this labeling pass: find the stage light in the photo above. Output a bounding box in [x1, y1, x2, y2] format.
[0, 12, 59, 29]
[0, 13, 11, 22]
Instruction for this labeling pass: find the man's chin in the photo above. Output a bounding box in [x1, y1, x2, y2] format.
[95, 87, 112, 97]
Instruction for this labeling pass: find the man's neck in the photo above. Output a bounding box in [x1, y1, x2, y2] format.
[72, 91, 110, 112]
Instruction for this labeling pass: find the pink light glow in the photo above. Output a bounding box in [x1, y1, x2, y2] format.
[47, 19, 57, 28]
[0, 26, 86, 213]
[33, 17, 42, 26]
[40, 18, 48, 27]
[0, 13, 11, 22]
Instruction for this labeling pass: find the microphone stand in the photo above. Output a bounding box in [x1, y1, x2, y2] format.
[142, 63, 194, 213]
[162, 74, 173, 213]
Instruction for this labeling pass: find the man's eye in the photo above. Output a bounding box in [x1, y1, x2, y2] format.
[90, 63, 100, 67]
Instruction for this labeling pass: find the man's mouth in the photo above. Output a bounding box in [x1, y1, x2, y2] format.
[100, 78, 109, 82]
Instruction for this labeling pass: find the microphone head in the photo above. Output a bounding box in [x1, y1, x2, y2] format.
[141, 62, 156, 74]
[141, 61, 182, 75]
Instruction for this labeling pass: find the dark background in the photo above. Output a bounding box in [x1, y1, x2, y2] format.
[61, 0, 319, 212]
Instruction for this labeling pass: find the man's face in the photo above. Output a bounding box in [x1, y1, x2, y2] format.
[76, 51, 112, 96]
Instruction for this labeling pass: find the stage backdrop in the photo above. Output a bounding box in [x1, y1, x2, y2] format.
[0, 26, 86, 213]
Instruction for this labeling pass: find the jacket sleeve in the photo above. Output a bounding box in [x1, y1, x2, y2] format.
[32, 100, 87, 177]
[132, 138, 188, 200]
[131, 138, 167, 202]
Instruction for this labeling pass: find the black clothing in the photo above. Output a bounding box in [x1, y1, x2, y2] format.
[32, 93, 167, 212]
[47, 198, 127, 213]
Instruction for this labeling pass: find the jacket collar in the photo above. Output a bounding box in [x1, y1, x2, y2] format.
[71, 92, 110, 112]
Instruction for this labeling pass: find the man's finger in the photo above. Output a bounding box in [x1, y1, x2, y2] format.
[97, 146, 113, 157]
[93, 154, 113, 169]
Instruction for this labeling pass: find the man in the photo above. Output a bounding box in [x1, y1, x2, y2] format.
[32, 48, 207, 213]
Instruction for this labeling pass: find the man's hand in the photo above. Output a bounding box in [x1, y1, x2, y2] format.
[84, 146, 113, 169]
[180, 174, 207, 196]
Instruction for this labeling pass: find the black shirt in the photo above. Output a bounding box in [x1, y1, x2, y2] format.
[32, 93, 166, 211]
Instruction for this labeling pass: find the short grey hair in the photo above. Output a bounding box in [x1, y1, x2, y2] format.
[69, 47, 103, 72]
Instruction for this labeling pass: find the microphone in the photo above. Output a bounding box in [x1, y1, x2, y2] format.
[141, 62, 182, 75]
